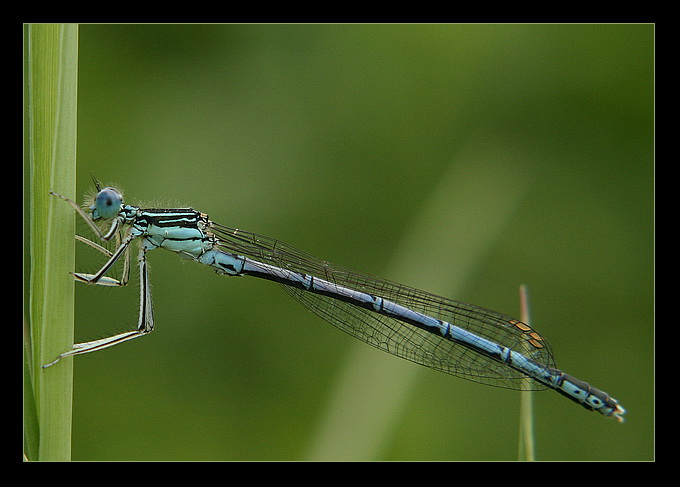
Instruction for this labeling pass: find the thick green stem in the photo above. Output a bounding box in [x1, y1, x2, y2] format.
[26, 23, 78, 461]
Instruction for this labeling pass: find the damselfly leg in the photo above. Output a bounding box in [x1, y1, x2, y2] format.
[43, 192, 155, 368]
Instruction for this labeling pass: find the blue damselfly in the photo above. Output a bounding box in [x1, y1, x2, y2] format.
[44, 180, 625, 422]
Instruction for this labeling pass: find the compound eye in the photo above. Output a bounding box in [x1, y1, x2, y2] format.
[92, 187, 123, 219]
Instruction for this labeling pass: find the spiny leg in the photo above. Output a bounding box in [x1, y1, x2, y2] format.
[43, 245, 155, 368]
[73, 231, 131, 287]
[44, 190, 139, 367]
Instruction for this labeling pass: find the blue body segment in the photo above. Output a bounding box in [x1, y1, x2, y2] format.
[46, 185, 626, 422]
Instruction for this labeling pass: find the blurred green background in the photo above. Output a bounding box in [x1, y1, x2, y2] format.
[51, 24, 654, 460]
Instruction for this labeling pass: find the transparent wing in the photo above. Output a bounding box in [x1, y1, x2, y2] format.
[210, 223, 556, 390]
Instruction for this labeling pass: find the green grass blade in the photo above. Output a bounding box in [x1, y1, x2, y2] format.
[25, 23, 78, 461]
[517, 284, 536, 461]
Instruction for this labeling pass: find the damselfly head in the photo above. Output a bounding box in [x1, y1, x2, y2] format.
[90, 187, 123, 220]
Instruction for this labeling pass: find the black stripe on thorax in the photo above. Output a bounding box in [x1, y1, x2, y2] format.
[136, 209, 204, 228]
